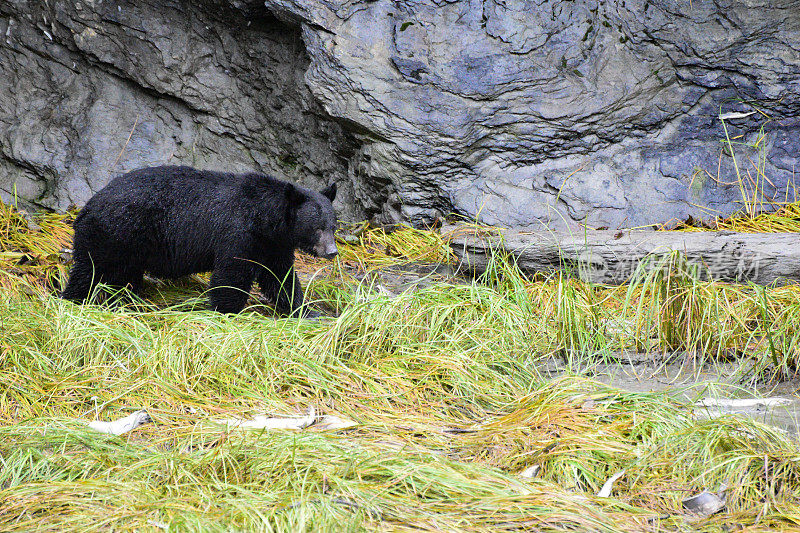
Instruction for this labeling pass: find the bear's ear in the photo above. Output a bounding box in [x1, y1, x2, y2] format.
[286, 183, 306, 208]
[321, 182, 337, 202]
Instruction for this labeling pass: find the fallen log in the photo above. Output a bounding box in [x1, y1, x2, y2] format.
[444, 225, 800, 285]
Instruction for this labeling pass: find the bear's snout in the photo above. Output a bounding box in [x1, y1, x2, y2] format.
[314, 231, 338, 259]
[320, 248, 338, 259]
[316, 242, 338, 259]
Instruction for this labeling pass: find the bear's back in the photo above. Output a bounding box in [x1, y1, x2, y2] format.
[76, 165, 293, 254]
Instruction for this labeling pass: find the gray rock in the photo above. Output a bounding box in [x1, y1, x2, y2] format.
[0, 0, 360, 218]
[1, 0, 799, 229]
[271, 0, 800, 227]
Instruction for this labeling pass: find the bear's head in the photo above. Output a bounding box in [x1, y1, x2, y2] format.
[289, 182, 339, 259]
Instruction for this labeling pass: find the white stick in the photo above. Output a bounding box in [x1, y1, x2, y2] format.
[697, 397, 792, 409]
[87, 410, 151, 435]
[215, 406, 317, 430]
[597, 470, 626, 498]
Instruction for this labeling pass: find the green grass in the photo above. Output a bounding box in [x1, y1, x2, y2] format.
[2, 202, 800, 531]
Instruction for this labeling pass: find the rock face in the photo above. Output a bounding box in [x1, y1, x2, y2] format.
[0, 0, 361, 217]
[2, 0, 799, 228]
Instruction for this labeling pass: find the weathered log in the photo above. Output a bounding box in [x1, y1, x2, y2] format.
[445, 225, 800, 285]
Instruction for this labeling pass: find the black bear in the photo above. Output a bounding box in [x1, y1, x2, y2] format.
[61, 165, 338, 316]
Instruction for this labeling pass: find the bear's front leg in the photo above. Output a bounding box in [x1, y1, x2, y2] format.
[209, 259, 256, 314]
[256, 264, 311, 317]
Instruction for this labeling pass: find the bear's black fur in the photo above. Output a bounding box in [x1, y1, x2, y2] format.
[61, 165, 338, 315]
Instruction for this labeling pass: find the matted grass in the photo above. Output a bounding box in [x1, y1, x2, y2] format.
[665, 201, 800, 233]
[2, 201, 800, 531]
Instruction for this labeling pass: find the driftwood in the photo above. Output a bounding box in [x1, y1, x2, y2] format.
[445, 225, 800, 286]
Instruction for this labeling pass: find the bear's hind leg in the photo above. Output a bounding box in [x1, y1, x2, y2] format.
[63, 254, 144, 306]
[61, 255, 98, 302]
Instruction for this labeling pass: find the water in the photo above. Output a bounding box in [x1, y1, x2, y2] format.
[563, 356, 800, 436]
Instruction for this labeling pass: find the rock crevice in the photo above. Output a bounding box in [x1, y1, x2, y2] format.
[0, 0, 368, 219]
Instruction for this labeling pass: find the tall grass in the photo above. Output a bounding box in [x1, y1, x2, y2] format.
[2, 201, 800, 530]
[671, 201, 800, 233]
[3, 285, 800, 531]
